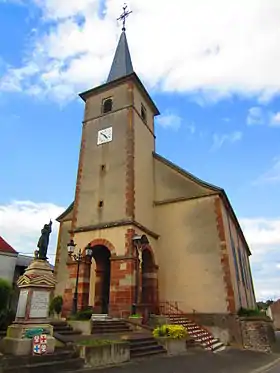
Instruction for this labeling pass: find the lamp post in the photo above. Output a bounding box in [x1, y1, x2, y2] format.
[67, 239, 93, 315]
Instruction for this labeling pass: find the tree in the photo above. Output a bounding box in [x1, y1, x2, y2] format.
[257, 299, 274, 311]
[0, 278, 13, 330]
[0, 278, 12, 312]
[49, 295, 63, 317]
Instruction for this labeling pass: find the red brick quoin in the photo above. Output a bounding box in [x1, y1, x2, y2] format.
[214, 196, 236, 313]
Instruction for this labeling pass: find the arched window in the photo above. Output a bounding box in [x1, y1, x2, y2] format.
[102, 98, 113, 114]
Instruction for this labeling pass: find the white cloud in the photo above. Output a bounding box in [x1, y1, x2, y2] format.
[156, 112, 182, 131]
[246, 107, 280, 127]
[270, 111, 280, 127]
[211, 131, 242, 150]
[240, 217, 280, 301]
[254, 157, 280, 185]
[1, 0, 280, 102]
[32, 0, 99, 20]
[0, 200, 64, 264]
[247, 106, 264, 125]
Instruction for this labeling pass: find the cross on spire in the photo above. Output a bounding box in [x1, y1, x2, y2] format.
[117, 3, 132, 32]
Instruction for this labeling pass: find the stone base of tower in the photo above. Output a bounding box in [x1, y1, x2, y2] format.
[62, 255, 138, 318]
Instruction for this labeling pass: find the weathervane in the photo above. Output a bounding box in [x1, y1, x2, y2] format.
[117, 3, 132, 32]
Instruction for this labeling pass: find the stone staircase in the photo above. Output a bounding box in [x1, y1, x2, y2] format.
[50, 320, 82, 345]
[128, 334, 166, 359]
[168, 314, 226, 353]
[91, 314, 167, 359]
[91, 316, 132, 335]
[1, 349, 83, 373]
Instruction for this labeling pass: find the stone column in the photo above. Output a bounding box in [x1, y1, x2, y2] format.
[109, 257, 136, 318]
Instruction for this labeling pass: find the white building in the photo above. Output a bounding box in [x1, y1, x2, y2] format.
[0, 236, 18, 283]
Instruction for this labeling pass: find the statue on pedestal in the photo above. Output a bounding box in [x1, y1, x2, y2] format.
[3, 219, 57, 356]
[37, 220, 52, 260]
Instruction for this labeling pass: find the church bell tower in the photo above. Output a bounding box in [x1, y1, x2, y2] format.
[63, 6, 160, 316]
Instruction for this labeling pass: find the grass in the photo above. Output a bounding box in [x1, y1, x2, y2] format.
[78, 339, 125, 346]
[238, 307, 265, 317]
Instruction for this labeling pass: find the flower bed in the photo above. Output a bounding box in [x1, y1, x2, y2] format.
[153, 324, 188, 355]
[76, 339, 130, 368]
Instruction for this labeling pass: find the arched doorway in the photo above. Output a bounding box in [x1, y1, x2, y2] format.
[141, 248, 157, 307]
[92, 245, 111, 314]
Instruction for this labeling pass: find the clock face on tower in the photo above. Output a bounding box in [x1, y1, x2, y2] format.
[97, 126, 113, 145]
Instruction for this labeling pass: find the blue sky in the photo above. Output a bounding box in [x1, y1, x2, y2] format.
[0, 0, 280, 301]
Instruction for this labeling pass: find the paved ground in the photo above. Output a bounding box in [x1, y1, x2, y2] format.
[264, 361, 280, 373]
[69, 349, 280, 373]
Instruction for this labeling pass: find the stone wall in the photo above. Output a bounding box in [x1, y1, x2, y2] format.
[240, 317, 276, 353]
[269, 301, 280, 330]
[0, 253, 17, 284]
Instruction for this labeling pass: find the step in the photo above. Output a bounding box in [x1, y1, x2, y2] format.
[92, 323, 130, 327]
[129, 339, 163, 347]
[92, 323, 130, 328]
[92, 329, 131, 334]
[50, 321, 68, 327]
[130, 348, 166, 359]
[130, 340, 159, 349]
[92, 321, 128, 326]
[91, 314, 112, 321]
[53, 326, 74, 332]
[130, 343, 165, 354]
[55, 330, 82, 336]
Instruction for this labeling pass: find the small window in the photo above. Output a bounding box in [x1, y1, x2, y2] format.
[98, 200, 104, 208]
[100, 164, 106, 172]
[102, 98, 113, 114]
[141, 103, 147, 123]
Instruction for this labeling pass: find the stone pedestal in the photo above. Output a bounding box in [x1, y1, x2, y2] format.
[3, 259, 57, 356]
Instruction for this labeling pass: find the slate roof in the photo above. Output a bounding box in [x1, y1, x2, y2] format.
[107, 31, 134, 83]
[0, 236, 18, 255]
[56, 202, 74, 222]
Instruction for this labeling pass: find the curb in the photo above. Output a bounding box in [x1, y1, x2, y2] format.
[249, 356, 280, 373]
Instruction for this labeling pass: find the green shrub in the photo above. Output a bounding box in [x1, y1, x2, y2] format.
[71, 307, 93, 320]
[0, 278, 12, 312]
[49, 295, 63, 316]
[129, 313, 142, 318]
[153, 324, 187, 339]
[0, 308, 15, 330]
[238, 307, 264, 317]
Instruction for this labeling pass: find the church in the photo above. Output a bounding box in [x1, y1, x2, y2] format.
[54, 17, 256, 324]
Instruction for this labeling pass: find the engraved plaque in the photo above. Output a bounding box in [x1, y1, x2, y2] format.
[16, 290, 29, 318]
[29, 291, 50, 318]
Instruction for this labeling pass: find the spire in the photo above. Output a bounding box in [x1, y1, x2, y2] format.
[106, 4, 134, 83]
[107, 31, 134, 83]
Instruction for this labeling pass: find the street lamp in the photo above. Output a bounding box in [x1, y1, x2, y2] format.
[67, 239, 93, 315]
